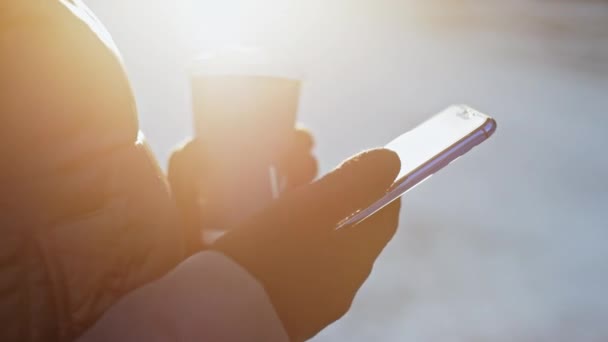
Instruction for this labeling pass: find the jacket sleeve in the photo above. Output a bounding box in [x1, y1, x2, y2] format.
[77, 251, 289, 342]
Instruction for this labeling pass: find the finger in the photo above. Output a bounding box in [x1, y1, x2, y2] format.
[296, 148, 401, 229]
[167, 138, 206, 204]
[168, 139, 207, 252]
[280, 127, 318, 187]
[336, 198, 402, 266]
[325, 199, 401, 301]
[323, 200, 401, 318]
[293, 126, 315, 151]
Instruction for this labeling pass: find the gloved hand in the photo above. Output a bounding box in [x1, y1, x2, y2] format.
[168, 128, 318, 253]
[212, 149, 402, 341]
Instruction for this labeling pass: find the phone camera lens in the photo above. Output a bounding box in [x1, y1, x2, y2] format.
[457, 109, 472, 120]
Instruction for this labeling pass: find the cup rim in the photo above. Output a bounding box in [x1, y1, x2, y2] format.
[188, 46, 304, 80]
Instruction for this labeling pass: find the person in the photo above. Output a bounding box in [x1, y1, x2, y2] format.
[0, 1, 403, 341]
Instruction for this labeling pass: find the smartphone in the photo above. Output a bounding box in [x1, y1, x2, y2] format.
[338, 105, 497, 228]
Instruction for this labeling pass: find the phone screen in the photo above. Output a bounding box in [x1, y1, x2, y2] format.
[339, 105, 496, 228]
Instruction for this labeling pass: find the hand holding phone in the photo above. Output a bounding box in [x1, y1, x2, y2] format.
[211, 105, 495, 340]
[339, 105, 497, 228]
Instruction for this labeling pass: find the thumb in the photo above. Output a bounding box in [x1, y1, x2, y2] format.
[168, 139, 207, 252]
[168, 139, 205, 205]
[295, 148, 401, 229]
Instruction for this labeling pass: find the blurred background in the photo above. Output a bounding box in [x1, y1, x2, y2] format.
[86, 0, 608, 340]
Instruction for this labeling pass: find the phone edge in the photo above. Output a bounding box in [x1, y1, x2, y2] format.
[337, 117, 496, 229]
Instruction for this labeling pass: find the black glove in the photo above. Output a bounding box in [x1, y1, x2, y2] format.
[212, 149, 402, 341]
[168, 128, 318, 253]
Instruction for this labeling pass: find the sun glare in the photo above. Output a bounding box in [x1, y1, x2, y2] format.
[176, 0, 295, 52]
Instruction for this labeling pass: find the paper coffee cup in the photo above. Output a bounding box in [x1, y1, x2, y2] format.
[190, 47, 302, 237]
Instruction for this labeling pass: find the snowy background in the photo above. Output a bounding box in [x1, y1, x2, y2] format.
[86, 0, 608, 340]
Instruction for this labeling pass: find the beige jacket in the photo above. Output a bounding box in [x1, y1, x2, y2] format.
[0, 1, 286, 340]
